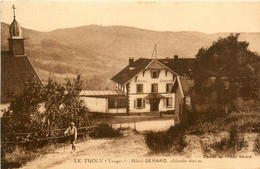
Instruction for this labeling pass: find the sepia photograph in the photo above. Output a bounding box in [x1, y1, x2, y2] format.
[1, 1, 260, 169]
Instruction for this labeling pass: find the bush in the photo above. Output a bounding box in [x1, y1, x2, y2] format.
[209, 127, 247, 155]
[145, 125, 187, 153]
[89, 123, 122, 138]
[166, 125, 187, 152]
[254, 134, 260, 155]
[145, 131, 173, 152]
[186, 111, 259, 135]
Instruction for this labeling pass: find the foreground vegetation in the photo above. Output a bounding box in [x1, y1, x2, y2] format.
[144, 34, 257, 156]
[1, 75, 90, 168]
[1, 123, 123, 168]
[145, 111, 260, 155]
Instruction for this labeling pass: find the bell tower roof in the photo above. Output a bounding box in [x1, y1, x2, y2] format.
[8, 5, 25, 56]
[9, 5, 22, 38]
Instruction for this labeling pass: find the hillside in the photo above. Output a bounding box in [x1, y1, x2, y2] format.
[2, 22, 260, 89]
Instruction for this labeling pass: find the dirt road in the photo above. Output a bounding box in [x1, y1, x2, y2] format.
[21, 133, 149, 169]
[21, 132, 260, 169]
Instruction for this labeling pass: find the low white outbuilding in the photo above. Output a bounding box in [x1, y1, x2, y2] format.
[80, 90, 127, 114]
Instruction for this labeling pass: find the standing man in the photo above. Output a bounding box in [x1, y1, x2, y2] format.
[64, 122, 77, 152]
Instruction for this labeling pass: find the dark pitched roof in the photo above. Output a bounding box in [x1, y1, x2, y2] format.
[111, 58, 152, 85]
[111, 58, 196, 85]
[158, 58, 195, 76]
[172, 76, 194, 96]
[179, 76, 194, 94]
[1, 51, 42, 103]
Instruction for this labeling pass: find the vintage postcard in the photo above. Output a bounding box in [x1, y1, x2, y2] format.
[1, 1, 260, 169]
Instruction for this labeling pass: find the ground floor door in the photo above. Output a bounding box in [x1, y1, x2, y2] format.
[150, 99, 160, 111]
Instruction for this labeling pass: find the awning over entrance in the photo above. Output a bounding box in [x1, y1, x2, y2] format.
[145, 93, 166, 99]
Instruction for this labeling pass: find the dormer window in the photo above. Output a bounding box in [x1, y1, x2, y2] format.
[151, 70, 159, 78]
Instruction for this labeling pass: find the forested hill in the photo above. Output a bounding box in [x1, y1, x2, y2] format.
[2, 22, 260, 89]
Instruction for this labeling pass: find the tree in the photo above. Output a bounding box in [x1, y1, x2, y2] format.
[193, 34, 259, 114]
[43, 78, 66, 135]
[56, 75, 89, 128]
[1, 78, 45, 148]
[1, 75, 89, 141]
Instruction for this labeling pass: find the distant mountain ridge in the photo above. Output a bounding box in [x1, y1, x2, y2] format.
[1, 22, 260, 89]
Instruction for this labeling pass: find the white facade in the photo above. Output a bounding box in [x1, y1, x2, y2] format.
[81, 97, 108, 113]
[80, 96, 127, 114]
[120, 60, 177, 113]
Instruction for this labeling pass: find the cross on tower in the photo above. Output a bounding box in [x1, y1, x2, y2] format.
[12, 5, 16, 18]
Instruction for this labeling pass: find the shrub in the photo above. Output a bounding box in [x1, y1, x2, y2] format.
[210, 127, 247, 155]
[89, 123, 122, 138]
[145, 125, 187, 153]
[186, 111, 259, 135]
[145, 131, 173, 152]
[254, 134, 260, 155]
[166, 125, 187, 152]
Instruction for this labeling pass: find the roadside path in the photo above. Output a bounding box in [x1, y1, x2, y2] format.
[21, 133, 148, 169]
[21, 132, 260, 169]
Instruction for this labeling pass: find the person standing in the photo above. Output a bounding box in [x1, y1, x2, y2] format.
[64, 122, 77, 152]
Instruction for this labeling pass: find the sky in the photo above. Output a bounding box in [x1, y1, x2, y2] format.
[1, 1, 260, 33]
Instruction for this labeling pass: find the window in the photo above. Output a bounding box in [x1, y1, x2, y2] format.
[136, 84, 143, 93]
[137, 99, 142, 108]
[166, 83, 173, 93]
[151, 83, 158, 93]
[151, 70, 159, 78]
[109, 98, 118, 108]
[166, 97, 172, 107]
[108, 97, 127, 108]
[135, 98, 145, 109]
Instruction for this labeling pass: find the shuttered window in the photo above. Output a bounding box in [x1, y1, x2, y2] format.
[165, 97, 172, 108]
[151, 83, 158, 93]
[166, 83, 173, 93]
[136, 84, 143, 93]
[134, 98, 145, 109]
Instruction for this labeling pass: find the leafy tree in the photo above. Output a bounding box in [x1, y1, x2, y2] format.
[1, 75, 89, 142]
[43, 78, 66, 135]
[1, 78, 45, 145]
[2, 78, 45, 133]
[56, 75, 89, 128]
[193, 34, 259, 114]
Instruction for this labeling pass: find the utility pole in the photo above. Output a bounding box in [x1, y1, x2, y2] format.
[151, 44, 157, 59]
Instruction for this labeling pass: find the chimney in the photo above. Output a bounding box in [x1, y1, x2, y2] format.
[174, 55, 178, 60]
[129, 57, 134, 65]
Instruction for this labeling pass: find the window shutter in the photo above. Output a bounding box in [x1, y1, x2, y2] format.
[134, 99, 136, 108]
[143, 99, 145, 108]
[164, 99, 166, 107]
